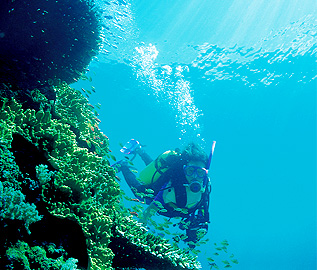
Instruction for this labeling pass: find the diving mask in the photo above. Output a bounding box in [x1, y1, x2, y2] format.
[183, 165, 208, 193]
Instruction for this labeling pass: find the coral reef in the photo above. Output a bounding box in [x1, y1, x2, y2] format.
[0, 86, 201, 269]
[0, 96, 119, 269]
[0, 0, 202, 269]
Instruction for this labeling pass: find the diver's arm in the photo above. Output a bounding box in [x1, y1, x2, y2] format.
[136, 147, 153, 166]
[139, 201, 159, 225]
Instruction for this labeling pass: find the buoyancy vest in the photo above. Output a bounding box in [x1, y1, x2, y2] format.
[138, 150, 209, 218]
[163, 182, 203, 209]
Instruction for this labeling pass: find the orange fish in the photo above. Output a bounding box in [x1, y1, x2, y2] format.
[93, 117, 101, 123]
[130, 211, 139, 217]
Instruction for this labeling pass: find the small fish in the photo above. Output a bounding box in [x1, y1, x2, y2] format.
[231, 259, 239, 264]
[85, 140, 92, 148]
[154, 201, 164, 208]
[91, 86, 96, 93]
[130, 211, 138, 217]
[131, 205, 143, 212]
[181, 222, 190, 229]
[173, 236, 180, 242]
[180, 208, 188, 214]
[221, 240, 229, 246]
[94, 123, 100, 130]
[145, 188, 154, 193]
[180, 234, 188, 240]
[198, 239, 209, 245]
[162, 219, 173, 226]
[191, 247, 200, 255]
[208, 262, 218, 269]
[135, 192, 144, 198]
[131, 198, 140, 202]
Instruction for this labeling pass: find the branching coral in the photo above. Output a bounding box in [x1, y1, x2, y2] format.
[36, 164, 54, 186]
[5, 241, 80, 270]
[0, 182, 42, 234]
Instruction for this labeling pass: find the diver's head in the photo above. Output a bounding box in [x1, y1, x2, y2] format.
[183, 160, 208, 193]
[181, 143, 209, 192]
[181, 142, 208, 167]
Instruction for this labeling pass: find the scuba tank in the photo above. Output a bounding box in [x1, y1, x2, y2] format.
[138, 150, 181, 185]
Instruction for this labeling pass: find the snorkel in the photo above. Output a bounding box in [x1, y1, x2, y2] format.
[206, 141, 216, 170]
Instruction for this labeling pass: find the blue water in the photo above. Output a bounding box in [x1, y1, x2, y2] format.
[75, 1, 317, 269]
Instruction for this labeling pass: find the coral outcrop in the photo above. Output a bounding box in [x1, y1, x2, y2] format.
[0, 0, 100, 91]
[0, 0, 201, 269]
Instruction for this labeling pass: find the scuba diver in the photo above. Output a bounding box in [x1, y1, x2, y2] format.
[113, 139, 216, 247]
